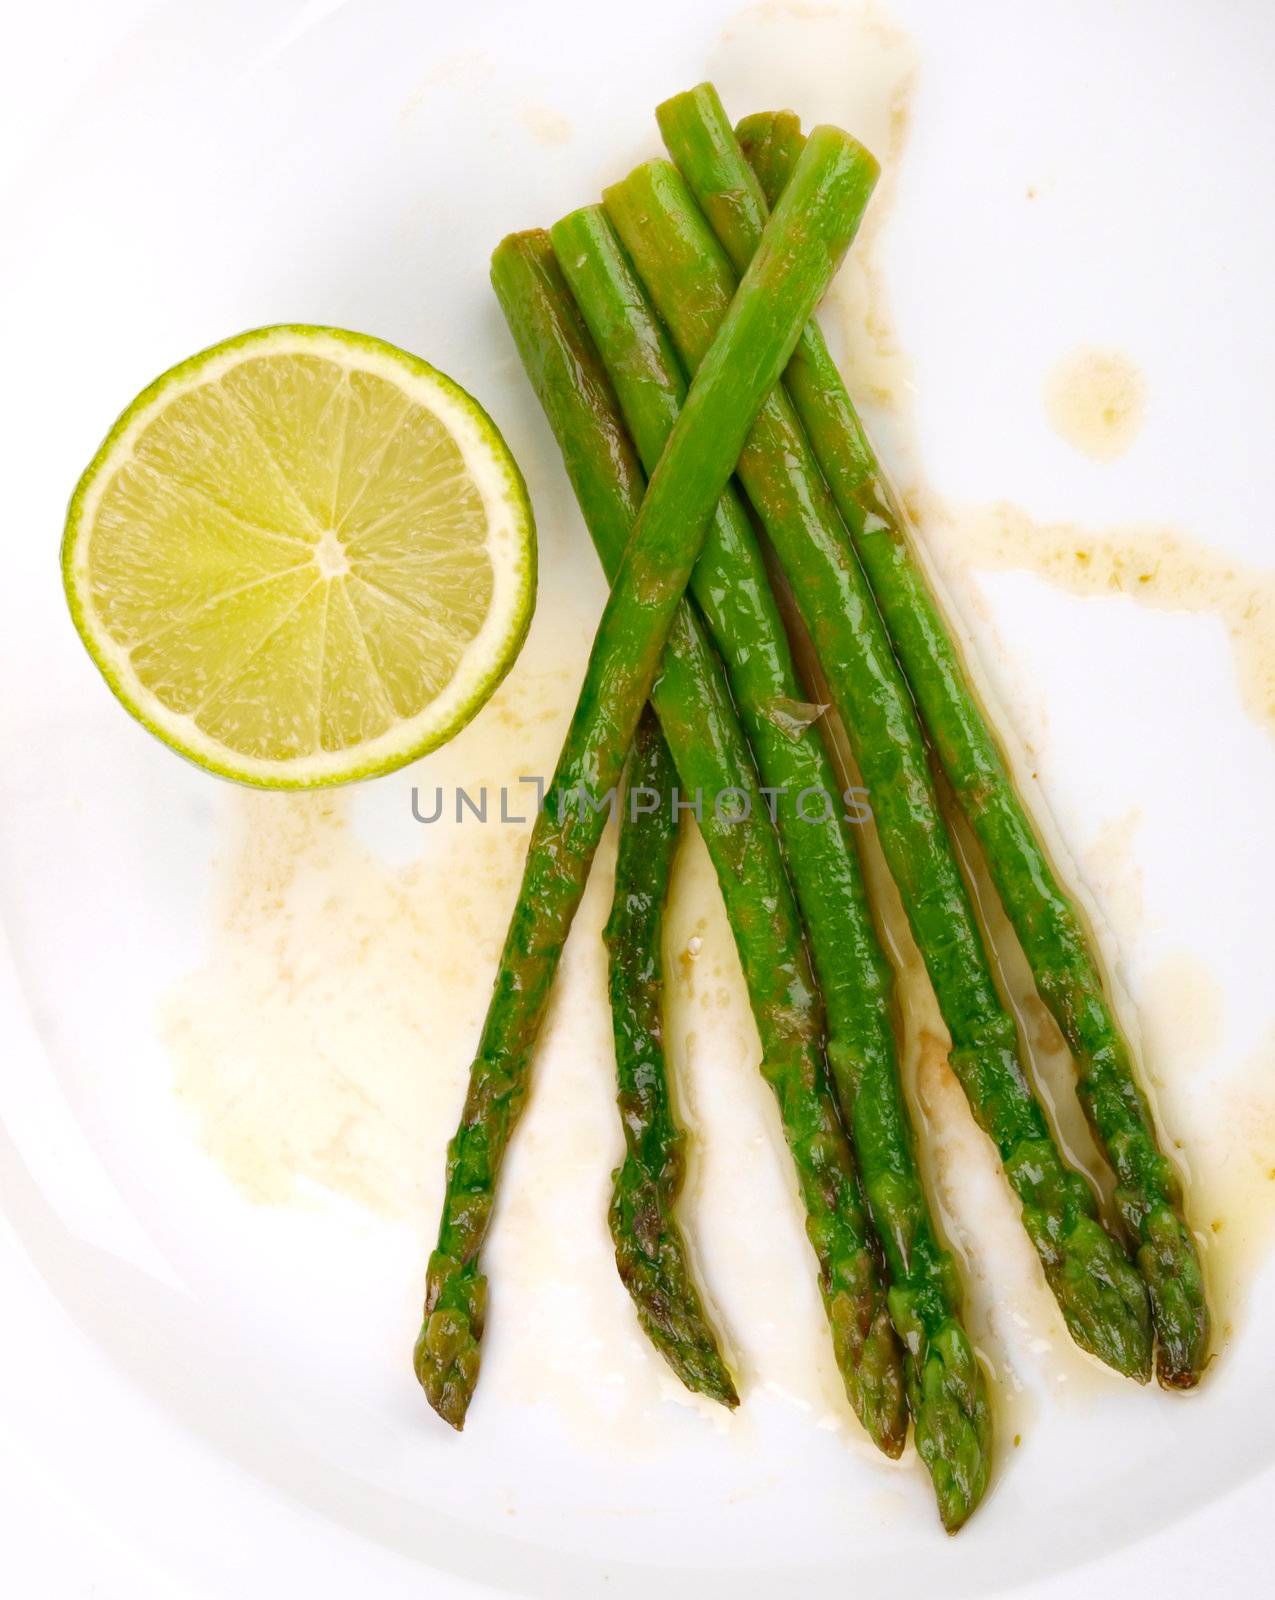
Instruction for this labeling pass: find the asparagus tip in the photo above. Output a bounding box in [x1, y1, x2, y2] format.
[611, 1205, 741, 1411]
[415, 1253, 484, 1428]
[837, 1294, 908, 1459]
[1156, 1361, 1202, 1392]
[910, 1320, 994, 1533]
[1140, 1212, 1211, 1389]
[1050, 1215, 1154, 1383]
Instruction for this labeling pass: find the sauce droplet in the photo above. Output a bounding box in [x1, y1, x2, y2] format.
[1044, 346, 1147, 461]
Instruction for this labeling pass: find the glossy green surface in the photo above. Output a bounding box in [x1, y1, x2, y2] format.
[727, 100, 1207, 1389]
[483, 228, 904, 1455]
[551, 201, 986, 1525]
[612, 126, 1152, 1385]
[414, 139, 883, 1432]
[605, 709, 738, 1408]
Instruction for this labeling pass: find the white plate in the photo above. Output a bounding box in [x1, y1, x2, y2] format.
[3, 1, 1274, 1594]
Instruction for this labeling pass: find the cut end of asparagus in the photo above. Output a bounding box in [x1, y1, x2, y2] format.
[733, 111, 807, 217]
[654, 80, 721, 127]
[729, 109, 877, 204]
[735, 108, 803, 155]
[801, 124, 881, 198]
[415, 1252, 485, 1429]
[490, 229, 559, 311]
[600, 156, 682, 216]
[654, 84, 752, 196]
[548, 203, 609, 256]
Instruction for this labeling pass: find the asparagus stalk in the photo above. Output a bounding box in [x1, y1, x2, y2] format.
[734, 108, 806, 211]
[551, 203, 988, 1527]
[605, 708, 738, 1407]
[678, 89, 1207, 1389]
[416, 134, 883, 1434]
[605, 151, 1153, 1383]
[489, 228, 904, 1456]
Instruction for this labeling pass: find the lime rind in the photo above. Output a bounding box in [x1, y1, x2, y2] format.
[62, 324, 536, 788]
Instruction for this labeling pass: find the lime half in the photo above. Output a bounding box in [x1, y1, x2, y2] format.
[63, 325, 535, 787]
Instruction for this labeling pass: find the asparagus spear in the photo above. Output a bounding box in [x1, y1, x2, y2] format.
[676, 89, 1208, 1389]
[417, 131, 884, 1433]
[489, 228, 904, 1456]
[605, 708, 739, 1407]
[605, 152, 1153, 1383]
[551, 203, 988, 1526]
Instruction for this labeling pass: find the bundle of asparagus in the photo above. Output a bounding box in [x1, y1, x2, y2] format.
[415, 85, 1208, 1533]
